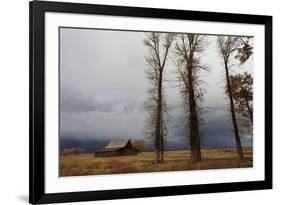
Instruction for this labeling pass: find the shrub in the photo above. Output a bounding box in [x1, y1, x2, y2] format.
[61, 147, 85, 156]
[133, 140, 146, 152]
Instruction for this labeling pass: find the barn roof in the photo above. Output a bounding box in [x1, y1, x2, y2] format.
[105, 140, 131, 149]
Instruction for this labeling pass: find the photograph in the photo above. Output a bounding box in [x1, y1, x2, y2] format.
[59, 27, 254, 177]
[29, 1, 272, 203]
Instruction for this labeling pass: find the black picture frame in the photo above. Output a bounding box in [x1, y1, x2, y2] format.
[29, 1, 272, 204]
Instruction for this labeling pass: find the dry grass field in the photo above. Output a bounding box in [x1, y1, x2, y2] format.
[60, 148, 253, 176]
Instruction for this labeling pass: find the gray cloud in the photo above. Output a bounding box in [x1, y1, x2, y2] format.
[59, 28, 253, 148]
[60, 88, 144, 114]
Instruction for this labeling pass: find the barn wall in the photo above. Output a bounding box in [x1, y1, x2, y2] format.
[95, 147, 139, 157]
[95, 151, 117, 157]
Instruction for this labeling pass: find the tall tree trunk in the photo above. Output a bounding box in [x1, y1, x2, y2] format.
[245, 97, 253, 124]
[154, 140, 160, 163]
[224, 61, 244, 160]
[187, 59, 201, 163]
[155, 70, 163, 163]
[160, 114, 164, 163]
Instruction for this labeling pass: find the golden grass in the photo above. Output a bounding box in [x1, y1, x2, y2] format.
[60, 148, 253, 176]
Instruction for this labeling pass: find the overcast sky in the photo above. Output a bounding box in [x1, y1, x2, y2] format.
[59, 27, 253, 148]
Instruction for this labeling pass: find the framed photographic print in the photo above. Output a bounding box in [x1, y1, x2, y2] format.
[29, 0, 272, 204]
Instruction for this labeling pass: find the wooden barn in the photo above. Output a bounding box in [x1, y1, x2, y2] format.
[94, 140, 139, 157]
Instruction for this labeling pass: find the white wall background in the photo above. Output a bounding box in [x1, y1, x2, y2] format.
[0, 0, 279, 204]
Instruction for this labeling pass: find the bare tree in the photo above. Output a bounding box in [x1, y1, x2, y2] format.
[173, 34, 206, 163]
[144, 32, 175, 163]
[217, 36, 246, 160]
